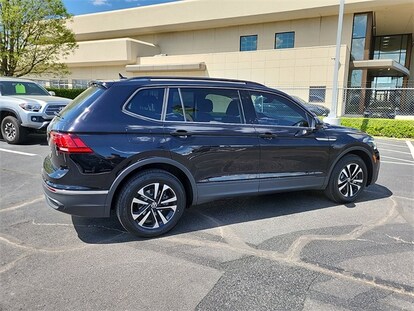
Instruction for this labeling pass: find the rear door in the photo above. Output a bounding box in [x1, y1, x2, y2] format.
[164, 87, 260, 203]
[242, 90, 331, 192]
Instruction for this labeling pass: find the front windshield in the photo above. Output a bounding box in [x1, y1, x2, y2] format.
[0, 81, 50, 96]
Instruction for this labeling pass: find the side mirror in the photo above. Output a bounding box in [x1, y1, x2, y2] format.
[49, 91, 56, 96]
[312, 117, 324, 130]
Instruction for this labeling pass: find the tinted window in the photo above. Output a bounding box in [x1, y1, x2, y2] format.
[179, 88, 243, 124]
[250, 92, 309, 127]
[125, 88, 164, 120]
[58, 86, 104, 120]
[165, 88, 185, 121]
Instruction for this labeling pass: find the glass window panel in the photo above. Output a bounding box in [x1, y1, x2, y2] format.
[125, 88, 164, 120]
[250, 91, 308, 127]
[309, 86, 326, 103]
[240, 35, 257, 51]
[165, 88, 185, 121]
[275, 32, 295, 49]
[352, 14, 368, 39]
[349, 70, 363, 87]
[351, 38, 365, 60]
[378, 52, 401, 63]
[180, 88, 243, 123]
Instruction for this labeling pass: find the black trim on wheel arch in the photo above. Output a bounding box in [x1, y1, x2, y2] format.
[323, 146, 373, 189]
[104, 157, 198, 216]
[0, 108, 22, 123]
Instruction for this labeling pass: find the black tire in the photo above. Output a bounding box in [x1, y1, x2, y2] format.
[116, 169, 186, 238]
[325, 155, 367, 203]
[1, 116, 28, 144]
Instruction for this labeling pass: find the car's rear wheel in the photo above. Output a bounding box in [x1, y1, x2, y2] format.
[116, 169, 186, 237]
[325, 155, 367, 203]
[1, 116, 28, 144]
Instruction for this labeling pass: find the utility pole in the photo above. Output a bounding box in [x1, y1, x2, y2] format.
[325, 0, 345, 125]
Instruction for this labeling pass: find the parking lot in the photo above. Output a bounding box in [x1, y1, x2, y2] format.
[0, 136, 413, 310]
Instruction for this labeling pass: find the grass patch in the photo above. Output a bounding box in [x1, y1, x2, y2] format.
[340, 117, 414, 139]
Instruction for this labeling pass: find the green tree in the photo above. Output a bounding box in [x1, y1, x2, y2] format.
[0, 0, 77, 77]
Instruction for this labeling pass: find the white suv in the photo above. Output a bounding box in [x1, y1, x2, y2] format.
[0, 77, 71, 144]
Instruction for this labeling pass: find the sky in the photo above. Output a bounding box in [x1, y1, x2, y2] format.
[62, 0, 178, 15]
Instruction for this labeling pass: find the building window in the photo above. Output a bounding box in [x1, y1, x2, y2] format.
[372, 34, 410, 66]
[72, 79, 89, 89]
[309, 86, 326, 103]
[50, 79, 69, 89]
[350, 13, 370, 61]
[240, 35, 257, 51]
[275, 32, 295, 49]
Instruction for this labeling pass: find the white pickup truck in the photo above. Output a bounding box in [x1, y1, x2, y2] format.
[0, 77, 71, 144]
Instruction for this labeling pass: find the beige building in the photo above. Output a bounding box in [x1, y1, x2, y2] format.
[36, 0, 414, 115]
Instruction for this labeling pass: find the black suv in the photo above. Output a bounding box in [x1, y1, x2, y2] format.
[42, 77, 380, 237]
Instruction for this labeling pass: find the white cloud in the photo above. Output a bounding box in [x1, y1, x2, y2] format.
[92, 0, 110, 6]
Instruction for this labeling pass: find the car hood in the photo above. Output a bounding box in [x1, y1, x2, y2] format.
[6, 95, 71, 105]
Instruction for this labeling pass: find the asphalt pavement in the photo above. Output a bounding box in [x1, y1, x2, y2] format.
[0, 135, 413, 310]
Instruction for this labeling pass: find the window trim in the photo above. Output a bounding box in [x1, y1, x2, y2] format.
[275, 31, 295, 49]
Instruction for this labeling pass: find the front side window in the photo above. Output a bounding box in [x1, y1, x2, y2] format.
[172, 88, 243, 124]
[250, 91, 309, 127]
[240, 35, 258, 51]
[125, 88, 164, 120]
[275, 32, 295, 49]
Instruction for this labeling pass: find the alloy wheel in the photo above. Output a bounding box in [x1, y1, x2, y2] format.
[130, 182, 178, 229]
[4, 122, 16, 141]
[337, 163, 364, 198]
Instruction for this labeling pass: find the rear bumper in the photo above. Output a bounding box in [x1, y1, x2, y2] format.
[42, 181, 109, 217]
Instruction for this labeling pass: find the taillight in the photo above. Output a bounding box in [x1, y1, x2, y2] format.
[50, 131, 93, 154]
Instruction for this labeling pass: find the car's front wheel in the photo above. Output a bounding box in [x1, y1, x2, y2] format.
[1, 116, 28, 144]
[325, 155, 367, 203]
[116, 169, 186, 238]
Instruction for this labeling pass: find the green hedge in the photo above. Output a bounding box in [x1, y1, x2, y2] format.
[47, 88, 86, 99]
[340, 117, 414, 139]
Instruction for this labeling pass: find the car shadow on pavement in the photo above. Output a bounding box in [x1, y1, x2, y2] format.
[0, 134, 48, 145]
[72, 184, 392, 244]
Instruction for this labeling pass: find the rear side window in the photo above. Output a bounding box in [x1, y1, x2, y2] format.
[125, 88, 164, 120]
[176, 88, 243, 124]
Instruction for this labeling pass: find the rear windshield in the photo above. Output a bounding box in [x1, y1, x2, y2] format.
[58, 86, 105, 120]
[0, 81, 50, 96]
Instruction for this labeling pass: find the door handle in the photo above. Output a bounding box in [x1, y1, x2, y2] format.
[259, 132, 276, 140]
[170, 130, 192, 137]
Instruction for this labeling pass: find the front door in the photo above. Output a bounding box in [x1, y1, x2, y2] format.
[242, 90, 331, 192]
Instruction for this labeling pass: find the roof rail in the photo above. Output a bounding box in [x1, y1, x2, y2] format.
[127, 76, 266, 87]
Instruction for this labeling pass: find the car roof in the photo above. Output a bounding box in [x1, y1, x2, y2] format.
[0, 77, 39, 83]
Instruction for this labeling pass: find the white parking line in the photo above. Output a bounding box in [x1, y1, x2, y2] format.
[406, 141, 414, 160]
[376, 142, 408, 148]
[381, 161, 414, 166]
[379, 148, 412, 155]
[381, 155, 414, 164]
[0, 148, 38, 157]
